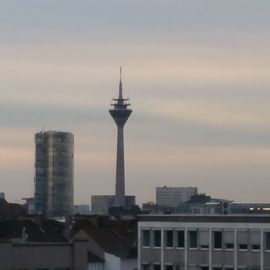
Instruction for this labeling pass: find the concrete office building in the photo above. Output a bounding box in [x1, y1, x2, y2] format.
[138, 215, 270, 270]
[34, 130, 74, 217]
[156, 187, 198, 208]
[109, 68, 132, 208]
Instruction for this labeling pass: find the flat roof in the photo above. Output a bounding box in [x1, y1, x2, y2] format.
[138, 214, 270, 223]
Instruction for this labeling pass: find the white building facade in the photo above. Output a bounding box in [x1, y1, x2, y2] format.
[138, 215, 270, 270]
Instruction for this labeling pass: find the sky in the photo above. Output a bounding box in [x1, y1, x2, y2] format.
[0, 1, 270, 205]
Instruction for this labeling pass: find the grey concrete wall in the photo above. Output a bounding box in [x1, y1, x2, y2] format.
[0, 240, 88, 270]
[12, 244, 71, 269]
[188, 249, 208, 265]
[164, 249, 185, 264]
[0, 242, 12, 270]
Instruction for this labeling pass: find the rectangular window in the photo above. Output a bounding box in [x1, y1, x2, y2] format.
[177, 230, 184, 248]
[238, 230, 248, 250]
[199, 230, 209, 249]
[266, 232, 270, 250]
[142, 264, 150, 270]
[239, 244, 248, 250]
[165, 265, 173, 270]
[224, 230, 234, 250]
[153, 264, 161, 270]
[142, 230, 150, 247]
[251, 244, 260, 250]
[213, 231, 222, 249]
[201, 267, 209, 270]
[226, 243, 234, 249]
[154, 230, 161, 247]
[165, 230, 174, 248]
[189, 230, 198, 248]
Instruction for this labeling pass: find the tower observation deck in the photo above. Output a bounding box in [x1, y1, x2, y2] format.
[109, 68, 132, 208]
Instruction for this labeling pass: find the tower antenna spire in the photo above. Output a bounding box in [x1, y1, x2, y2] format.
[119, 66, 123, 99]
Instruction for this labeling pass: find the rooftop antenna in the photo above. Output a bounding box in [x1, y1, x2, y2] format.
[119, 66, 123, 99]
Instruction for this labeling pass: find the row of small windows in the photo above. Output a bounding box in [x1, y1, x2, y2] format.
[142, 265, 261, 270]
[141, 264, 258, 270]
[142, 229, 270, 251]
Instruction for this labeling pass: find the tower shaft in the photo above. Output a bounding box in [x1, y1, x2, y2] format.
[115, 126, 125, 207]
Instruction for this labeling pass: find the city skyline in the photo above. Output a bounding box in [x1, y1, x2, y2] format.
[0, 1, 270, 205]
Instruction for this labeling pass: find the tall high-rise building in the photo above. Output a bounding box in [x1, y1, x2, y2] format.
[34, 131, 74, 217]
[109, 68, 132, 208]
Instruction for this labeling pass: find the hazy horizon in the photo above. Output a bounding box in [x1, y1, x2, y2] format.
[1, 1, 270, 206]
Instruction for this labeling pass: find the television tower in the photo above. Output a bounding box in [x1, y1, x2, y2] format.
[109, 68, 132, 208]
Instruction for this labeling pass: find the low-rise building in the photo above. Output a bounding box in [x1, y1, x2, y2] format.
[0, 218, 88, 270]
[74, 216, 137, 270]
[138, 215, 270, 270]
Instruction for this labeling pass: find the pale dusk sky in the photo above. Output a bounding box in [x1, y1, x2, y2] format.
[0, 1, 270, 205]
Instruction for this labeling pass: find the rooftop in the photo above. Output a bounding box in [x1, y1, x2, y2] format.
[138, 214, 270, 223]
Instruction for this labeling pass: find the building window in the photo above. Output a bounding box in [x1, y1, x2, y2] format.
[225, 243, 234, 249]
[266, 232, 270, 250]
[238, 231, 248, 251]
[177, 230, 185, 248]
[239, 244, 248, 250]
[189, 230, 198, 248]
[201, 267, 209, 270]
[154, 230, 161, 247]
[213, 231, 222, 249]
[165, 230, 174, 248]
[251, 244, 260, 250]
[153, 264, 161, 270]
[165, 265, 173, 270]
[142, 230, 150, 247]
[199, 230, 209, 249]
[142, 264, 150, 270]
